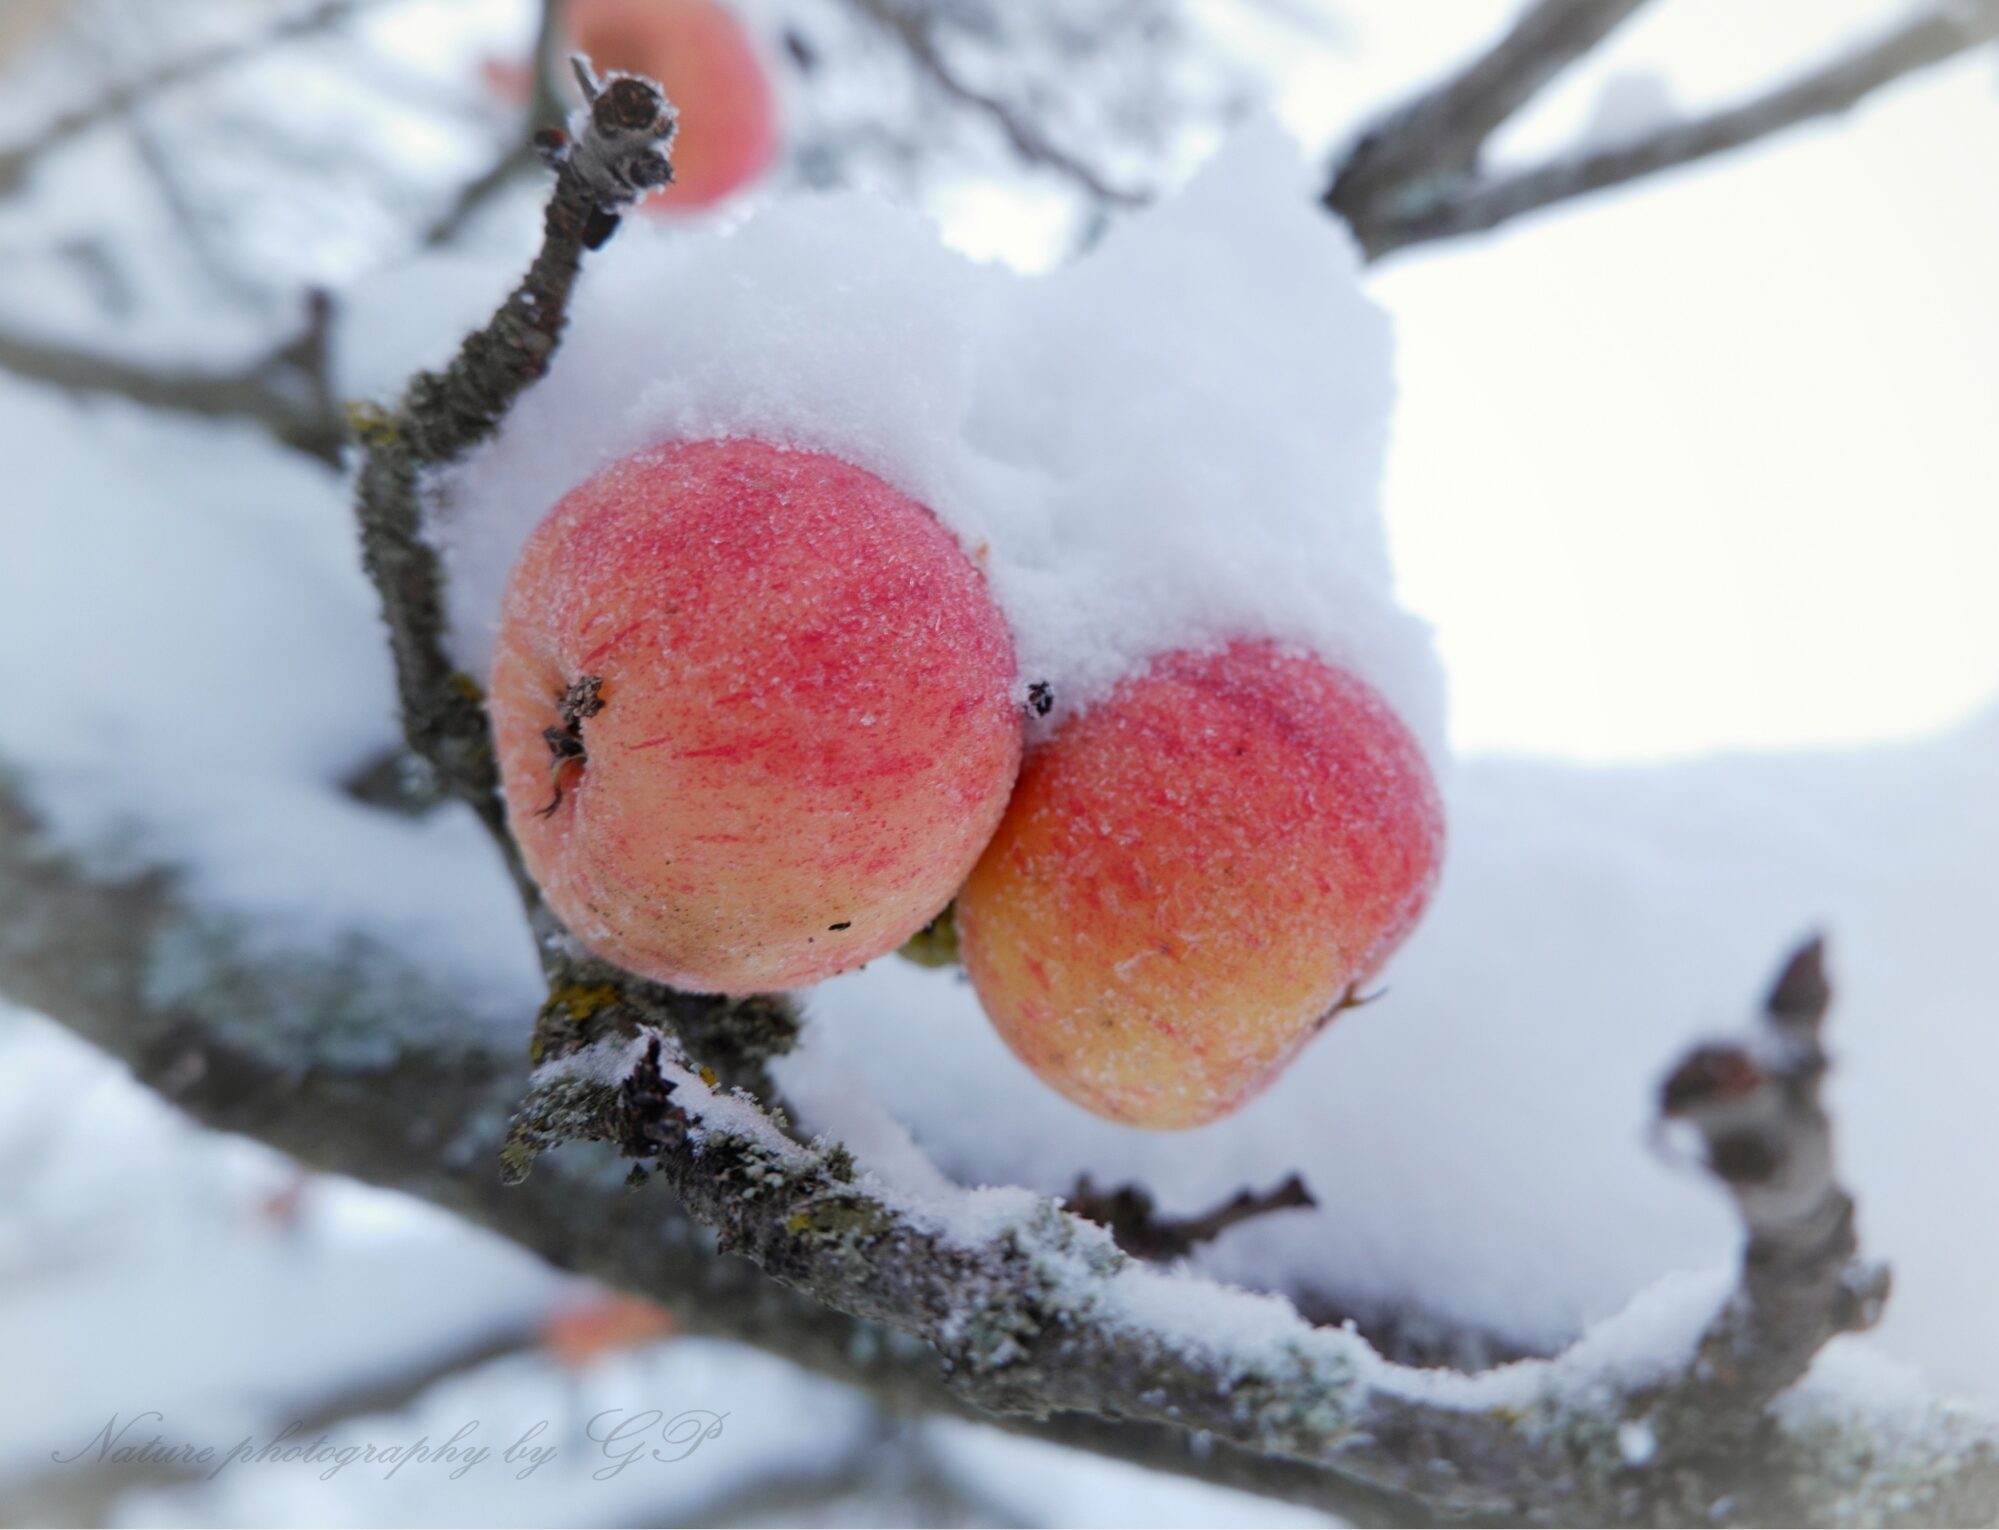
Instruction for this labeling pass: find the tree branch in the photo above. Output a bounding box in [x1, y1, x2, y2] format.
[5, 784, 1992, 1524]
[0, 784, 1423, 1529]
[845, 0, 1145, 208]
[0, 288, 344, 465]
[1644, 940, 1891, 1450]
[348, 61, 804, 1101]
[0, 0, 368, 197]
[1066, 1172, 1315, 1262]
[351, 64, 676, 844]
[422, 0, 571, 247]
[1332, 2, 1999, 260]
[1327, 0, 1653, 230]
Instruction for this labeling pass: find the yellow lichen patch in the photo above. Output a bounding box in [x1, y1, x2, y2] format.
[547, 982, 623, 1022]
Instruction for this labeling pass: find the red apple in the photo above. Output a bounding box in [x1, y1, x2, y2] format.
[491, 438, 1022, 993]
[957, 641, 1444, 1129]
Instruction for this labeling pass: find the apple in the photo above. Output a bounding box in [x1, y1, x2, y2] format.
[956, 640, 1443, 1129]
[491, 437, 1022, 993]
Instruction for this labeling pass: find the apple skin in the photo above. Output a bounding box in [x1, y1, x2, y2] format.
[566, 0, 778, 213]
[491, 438, 1022, 994]
[956, 641, 1444, 1130]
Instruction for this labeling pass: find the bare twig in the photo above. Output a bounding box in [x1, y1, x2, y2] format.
[0, 0, 366, 196]
[349, 62, 802, 1095]
[0, 287, 344, 464]
[423, 136, 542, 248]
[1333, 2, 1999, 259]
[351, 65, 676, 840]
[1644, 939, 1890, 1451]
[1066, 1172, 1315, 1262]
[423, 0, 571, 247]
[846, 0, 1145, 208]
[1328, 0, 1653, 228]
[126, 106, 270, 304]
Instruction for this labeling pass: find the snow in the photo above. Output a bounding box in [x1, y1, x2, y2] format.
[434, 123, 1447, 762]
[7, 103, 1999, 1438]
[3, 0, 1999, 1516]
[112, 1339, 879, 1528]
[784, 700, 1999, 1391]
[0, 1014, 569, 1485]
[0, 375, 542, 1018]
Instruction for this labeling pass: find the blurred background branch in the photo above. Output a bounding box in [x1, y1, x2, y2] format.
[1330, 0, 1999, 257]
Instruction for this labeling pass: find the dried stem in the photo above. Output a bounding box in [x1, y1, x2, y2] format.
[1066, 1172, 1315, 1262]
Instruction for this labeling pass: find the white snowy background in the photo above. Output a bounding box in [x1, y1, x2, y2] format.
[1, 0, 1995, 1524]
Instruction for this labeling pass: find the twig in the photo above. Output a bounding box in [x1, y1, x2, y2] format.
[0, 0, 367, 196]
[423, 0, 571, 247]
[1643, 939, 1890, 1454]
[1066, 1172, 1315, 1262]
[1333, 2, 1999, 259]
[126, 105, 261, 303]
[1328, 0, 1653, 226]
[349, 61, 801, 1094]
[351, 64, 676, 839]
[423, 136, 542, 248]
[846, 0, 1145, 208]
[0, 287, 344, 464]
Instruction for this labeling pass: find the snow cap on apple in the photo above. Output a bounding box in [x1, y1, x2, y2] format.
[445, 123, 1447, 1120]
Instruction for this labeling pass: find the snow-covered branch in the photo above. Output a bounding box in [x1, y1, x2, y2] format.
[6, 774, 1995, 1523]
[324, 61, 1999, 1523]
[1329, 1, 1999, 259]
[4, 20, 1995, 1525]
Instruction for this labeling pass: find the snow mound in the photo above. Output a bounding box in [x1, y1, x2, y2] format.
[437, 123, 1445, 760]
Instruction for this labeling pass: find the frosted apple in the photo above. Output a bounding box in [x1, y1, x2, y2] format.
[491, 438, 1021, 993]
[956, 641, 1443, 1130]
